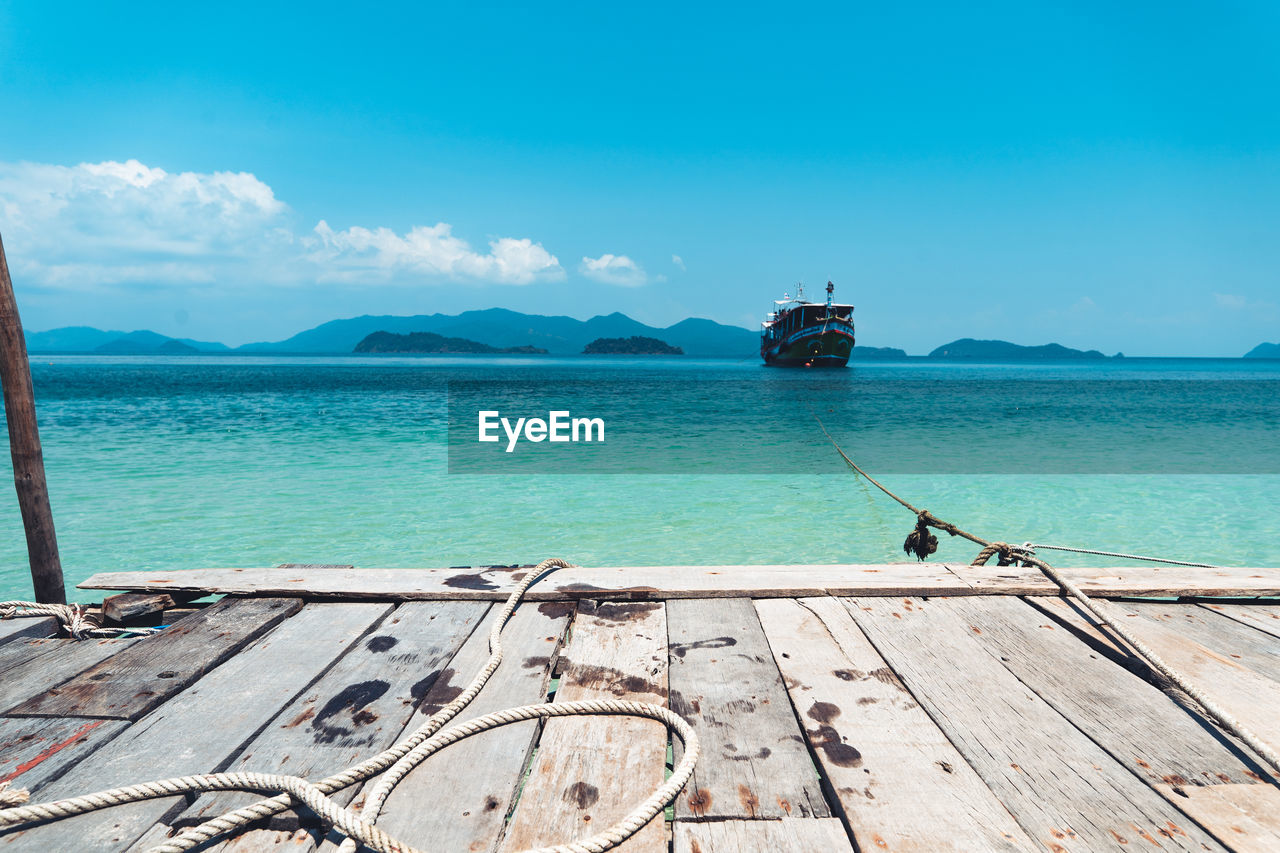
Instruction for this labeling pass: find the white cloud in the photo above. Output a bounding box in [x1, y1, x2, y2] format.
[580, 253, 646, 286]
[0, 158, 564, 290]
[308, 221, 562, 285]
[1215, 293, 1247, 309]
[672, 254, 686, 271]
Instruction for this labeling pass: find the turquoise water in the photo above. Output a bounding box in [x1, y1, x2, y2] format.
[2, 356, 1278, 601]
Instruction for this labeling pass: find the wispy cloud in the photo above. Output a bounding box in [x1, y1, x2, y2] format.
[580, 253, 646, 286]
[1214, 293, 1247, 309]
[0, 158, 564, 290]
[672, 254, 686, 271]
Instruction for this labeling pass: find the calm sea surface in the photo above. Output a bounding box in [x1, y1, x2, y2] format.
[2, 355, 1278, 601]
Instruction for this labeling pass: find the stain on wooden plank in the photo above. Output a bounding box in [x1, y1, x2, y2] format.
[666, 598, 828, 820]
[176, 600, 488, 830]
[673, 818, 855, 852]
[370, 600, 572, 853]
[7, 597, 302, 721]
[500, 600, 668, 853]
[0, 602, 389, 853]
[756, 597, 1034, 851]
[848, 596, 1226, 852]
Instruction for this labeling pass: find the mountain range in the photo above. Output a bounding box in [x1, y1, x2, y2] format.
[22, 311, 1278, 359]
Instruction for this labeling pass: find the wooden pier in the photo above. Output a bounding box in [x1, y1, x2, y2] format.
[2, 563, 1280, 852]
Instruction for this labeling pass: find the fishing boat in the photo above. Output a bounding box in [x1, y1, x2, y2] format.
[760, 281, 855, 367]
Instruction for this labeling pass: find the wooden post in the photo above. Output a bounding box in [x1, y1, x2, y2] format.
[0, 233, 65, 604]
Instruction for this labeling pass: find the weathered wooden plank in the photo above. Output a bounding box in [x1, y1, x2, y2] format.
[949, 596, 1280, 851]
[0, 716, 128, 794]
[102, 592, 175, 624]
[848, 596, 1226, 851]
[0, 617, 56, 645]
[1036, 597, 1280, 762]
[1149, 784, 1280, 853]
[960, 564, 1280, 598]
[755, 597, 1034, 851]
[79, 564, 1280, 600]
[8, 597, 302, 720]
[0, 638, 137, 713]
[1119, 601, 1280, 682]
[0, 636, 66, 677]
[1200, 603, 1280, 641]
[178, 600, 488, 829]
[79, 564, 974, 600]
[366, 600, 572, 853]
[673, 818, 855, 852]
[0, 601, 391, 853]
[666, 598, 827, 820]
[500, 601, 668, 853]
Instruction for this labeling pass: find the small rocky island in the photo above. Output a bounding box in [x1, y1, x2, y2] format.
[929, 338, 1108, 360]
[354, 331, 547, 354]
[582, 336, 683, 355]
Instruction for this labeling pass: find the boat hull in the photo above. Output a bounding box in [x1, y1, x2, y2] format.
[761, 326, 854, 367]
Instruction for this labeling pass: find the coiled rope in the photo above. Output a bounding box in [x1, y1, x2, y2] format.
[0, 601, 160, 640]
[0, 558, 701, 853]
[813, 416, 1280, 779]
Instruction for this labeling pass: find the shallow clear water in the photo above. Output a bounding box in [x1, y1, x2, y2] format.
[2, 355, 1277, 601]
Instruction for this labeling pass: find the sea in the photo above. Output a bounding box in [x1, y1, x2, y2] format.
[2, 355, 1278, 601]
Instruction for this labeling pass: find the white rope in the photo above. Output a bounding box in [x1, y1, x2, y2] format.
[0, 601, 161, 640]
[0, 560, 701, 853]
[1022, 543, 1223, 569]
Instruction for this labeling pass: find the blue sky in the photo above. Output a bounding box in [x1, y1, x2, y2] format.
[0, 1, 1277, 354]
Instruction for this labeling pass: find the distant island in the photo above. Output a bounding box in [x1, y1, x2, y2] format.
[353, 331, 547, 355]
[1245, 342, 1280, 359]
[928, 338, 1109, 360]
[851, 345, 908, 360]
[582, 336, 682, 355]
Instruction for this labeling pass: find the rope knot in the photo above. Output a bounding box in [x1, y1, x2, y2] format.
[970, 542, 1032, 567]
[903, 511, 939, 561]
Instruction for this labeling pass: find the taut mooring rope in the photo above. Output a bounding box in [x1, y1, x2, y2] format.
[1022, 542, 1223, 569]
[0, 558, 701, 853]
[813, 415, 1280, 779]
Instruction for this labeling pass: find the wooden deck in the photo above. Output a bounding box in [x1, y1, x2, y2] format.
[2, 564, 1280, 852]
